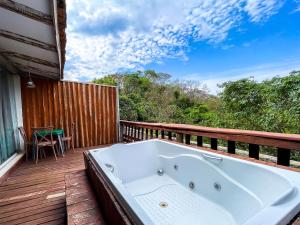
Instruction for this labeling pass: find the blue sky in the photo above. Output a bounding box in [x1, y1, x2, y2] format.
[65, 0, 300, 94]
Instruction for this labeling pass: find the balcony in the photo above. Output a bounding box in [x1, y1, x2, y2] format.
[1, 121, 300, 224]
[1, 1, 300, 224]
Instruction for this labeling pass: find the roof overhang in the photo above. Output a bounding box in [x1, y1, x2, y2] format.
[0, 0, 66, 80]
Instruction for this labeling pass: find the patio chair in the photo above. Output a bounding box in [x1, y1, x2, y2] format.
[62, 122, 76, 152]
[32, 127, 57, 164]
[18, 127, 32, 161]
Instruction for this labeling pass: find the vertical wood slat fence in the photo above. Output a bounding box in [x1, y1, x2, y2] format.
[21, 78, 118, 148]
[120, 120, 300, 167]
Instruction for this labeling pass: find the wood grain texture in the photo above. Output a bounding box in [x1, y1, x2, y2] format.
[65, 170, 106, 225]
[0, 146, 109, 225]
[0, 149, 83, 225]
[21, 78, 118, 148]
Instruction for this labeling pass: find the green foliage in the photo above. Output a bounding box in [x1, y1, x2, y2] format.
[119, 95, 138, 121]
[93, 75, 118, 86]
[93, 70, 300, 136]
[92, 70, 214, 123]
[215, 71, 300, 133]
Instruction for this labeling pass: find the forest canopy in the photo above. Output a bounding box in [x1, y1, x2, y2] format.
[93, 70, 300, 134]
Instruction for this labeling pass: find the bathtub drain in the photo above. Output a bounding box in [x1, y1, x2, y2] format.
[159, 202, 168, 208]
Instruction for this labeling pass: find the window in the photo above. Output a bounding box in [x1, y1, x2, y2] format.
[0, 68, 19, 165]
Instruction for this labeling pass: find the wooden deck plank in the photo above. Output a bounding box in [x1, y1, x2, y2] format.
[65, 171, 107, 225]
[1, 204, 65, 224]
[0, 148, 96, 225]
[0, 198, 65, 218]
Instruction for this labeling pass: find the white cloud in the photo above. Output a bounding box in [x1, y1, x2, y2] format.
[293, 0, 300, 11]
[64, 0, 285, 80]
[183, 58, 300, 95]
[244, 0, 284, 22]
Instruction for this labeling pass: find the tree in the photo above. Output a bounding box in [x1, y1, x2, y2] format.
[92, 70, 300, 135]
[92, 70, 213, 123]
[216, 71, 300, 133]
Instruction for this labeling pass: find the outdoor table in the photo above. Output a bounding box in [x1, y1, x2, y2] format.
[32, 128, 65, 158]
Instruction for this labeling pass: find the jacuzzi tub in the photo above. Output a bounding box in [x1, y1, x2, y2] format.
[88, 140, 300, 225]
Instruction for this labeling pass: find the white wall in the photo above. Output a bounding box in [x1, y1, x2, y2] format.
[12, 74, 24, 151]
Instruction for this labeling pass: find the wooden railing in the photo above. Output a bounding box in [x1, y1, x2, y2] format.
[120, 120, 300, 167]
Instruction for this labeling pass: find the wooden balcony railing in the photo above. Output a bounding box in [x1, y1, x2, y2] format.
[120, 120, 300, 167]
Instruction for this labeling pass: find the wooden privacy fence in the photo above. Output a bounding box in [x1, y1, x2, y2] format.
[21, 78, 118, 148]
[120, 120, 300, 167]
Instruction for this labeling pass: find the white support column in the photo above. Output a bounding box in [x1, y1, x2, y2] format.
[12, 74, 24, 151]
[116, 85, 121, 142]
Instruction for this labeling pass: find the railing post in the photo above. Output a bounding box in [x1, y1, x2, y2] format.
[277, 148, 290, 166]
[168, 131, 172, 140]
[150, 129, 153, 139]
[155, 130, 159, 138]
[161, 130, 165, 139]
[135, 127, 138, 141]
[211, 138, 218, 150]
[133, 127, 138, 141]
[120, 123, 124, 142]
[125, 125, 128, 136]
[185, 134, 191, 145]
[137, 127, 141, 140]
[176, 133, 183, 143]
[197, 136, 203, 147]
[127, 125, 130, 141]
[249, 144, 259, 159]
[141, 128, 144, 140]
[145, 128, 148, 140]
[130, 126, 133, 141]
[228, 141, 235, 154]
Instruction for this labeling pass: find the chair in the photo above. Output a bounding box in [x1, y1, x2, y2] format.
[32, 127, 57, 164]
[62, 123, 75, 152]
[18, 127, 32, 161]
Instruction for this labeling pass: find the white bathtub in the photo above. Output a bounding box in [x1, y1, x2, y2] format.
[89, 140, 300, 225]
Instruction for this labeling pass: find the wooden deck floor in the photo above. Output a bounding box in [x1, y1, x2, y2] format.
[65, 170, 106, 225]
[0, 148, 91, 225]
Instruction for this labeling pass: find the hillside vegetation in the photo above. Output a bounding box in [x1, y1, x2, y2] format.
[93, 70, 300, 135]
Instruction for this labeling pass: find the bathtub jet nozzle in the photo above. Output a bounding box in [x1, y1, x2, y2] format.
[157, 169, 164, 176]
[189, 181, 195, 189]
[214, 182, 221, 191]
[105, 163, 114, 173]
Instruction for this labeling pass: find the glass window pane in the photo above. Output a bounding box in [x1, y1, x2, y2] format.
[0, 69, 18, 165]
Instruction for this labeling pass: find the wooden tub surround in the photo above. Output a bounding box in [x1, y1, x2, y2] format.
[84, 151, 137, 225]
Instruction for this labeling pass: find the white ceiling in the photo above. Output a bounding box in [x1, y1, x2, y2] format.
[0, 0, 62, 79]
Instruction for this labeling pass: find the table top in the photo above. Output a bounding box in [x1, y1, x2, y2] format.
[36, 129, 64, 136]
